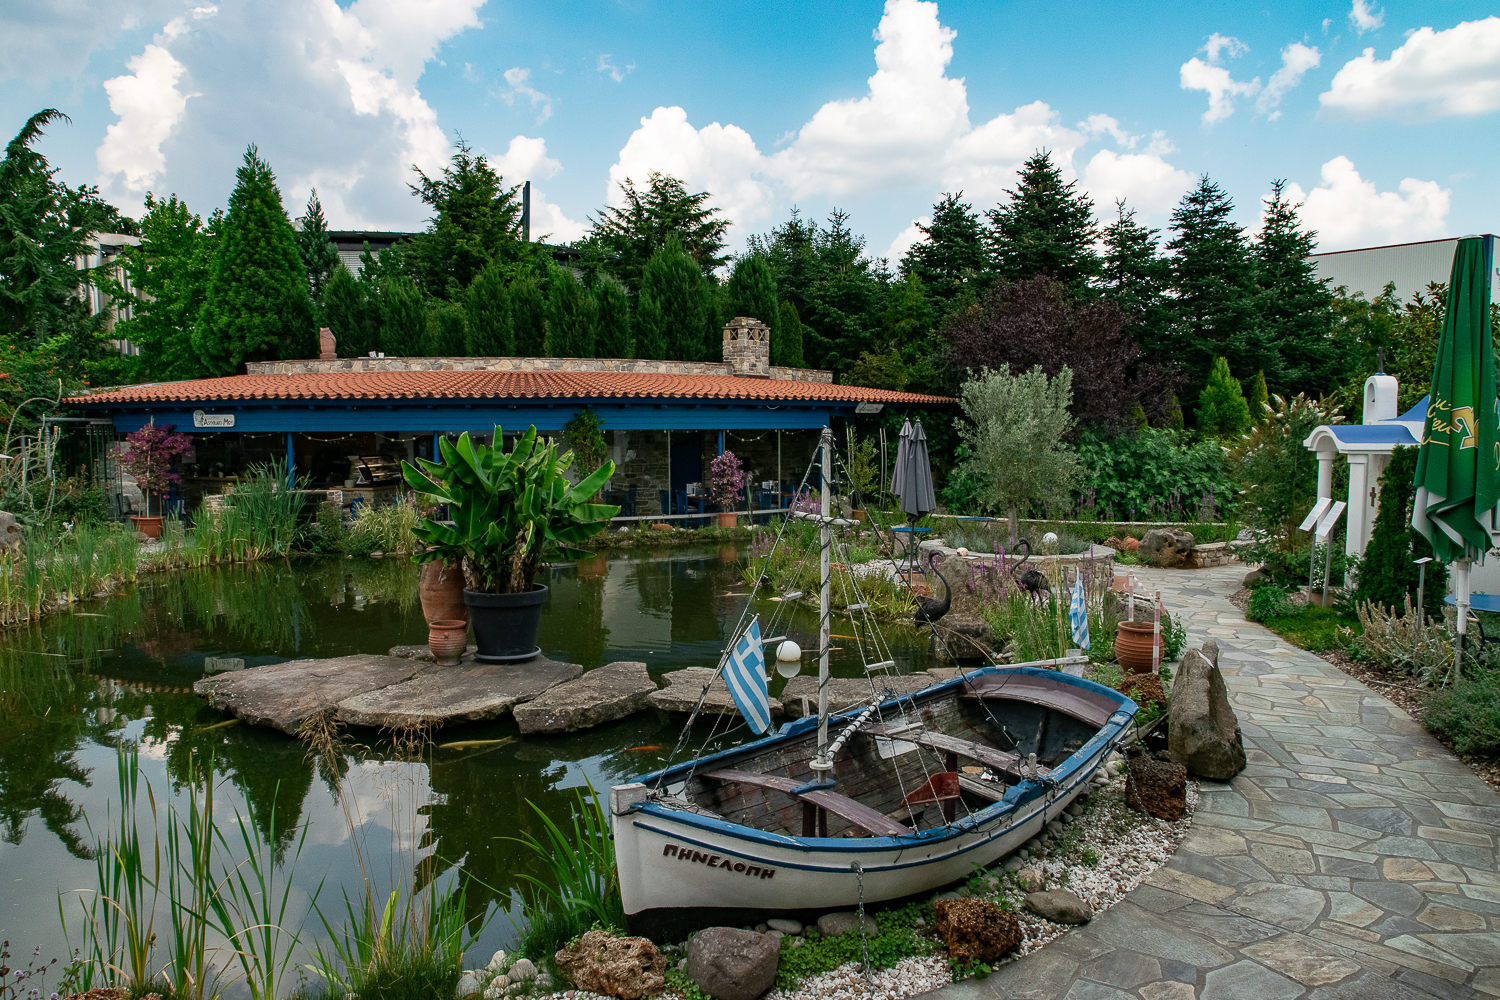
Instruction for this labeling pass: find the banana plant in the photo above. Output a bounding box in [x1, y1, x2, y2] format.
[401, 425, 619, 593]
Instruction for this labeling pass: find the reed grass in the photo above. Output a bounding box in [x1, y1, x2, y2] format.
[347, 497, 419, 556]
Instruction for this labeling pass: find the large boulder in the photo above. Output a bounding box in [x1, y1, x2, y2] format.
[1169, 647, 1246, 779]
[1125, 750, 1188, 821]
[686, 927, 779, 1000]
[554, 929, 666, 1000]
[1024, 889, 1093, 924]
[932, 614, 997, 662]
[1139, 528, 1195, 568]
[934, 897, 1021, 965]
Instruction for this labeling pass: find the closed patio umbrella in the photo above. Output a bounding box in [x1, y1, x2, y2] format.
[1412, 235, 1497, 678]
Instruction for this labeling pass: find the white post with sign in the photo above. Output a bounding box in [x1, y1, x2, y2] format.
[1315, 501, 1347, 602]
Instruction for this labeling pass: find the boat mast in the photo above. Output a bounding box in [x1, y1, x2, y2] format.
[817, 426, 833, 762]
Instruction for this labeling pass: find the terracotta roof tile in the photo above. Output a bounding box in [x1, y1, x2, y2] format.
[75, 370, 953, 406]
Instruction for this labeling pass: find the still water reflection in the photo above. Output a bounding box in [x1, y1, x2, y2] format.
[0, 547, 931, 968]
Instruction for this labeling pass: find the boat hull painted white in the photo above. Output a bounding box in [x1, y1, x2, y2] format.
[613, 669, 1135, 917]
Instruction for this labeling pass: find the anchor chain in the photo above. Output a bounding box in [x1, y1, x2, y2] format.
[852, 861, 872, 987]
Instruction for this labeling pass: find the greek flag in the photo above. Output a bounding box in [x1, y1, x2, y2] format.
[1069, 574, 1090, 650]
[724, 619, 772, 733]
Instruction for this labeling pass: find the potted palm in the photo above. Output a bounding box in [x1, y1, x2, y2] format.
[402, 425, 618, 662]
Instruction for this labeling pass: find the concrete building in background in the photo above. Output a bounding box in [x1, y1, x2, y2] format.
[1310, 234, 1500, 302]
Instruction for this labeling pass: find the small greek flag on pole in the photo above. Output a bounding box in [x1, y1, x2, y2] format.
[1069, 574, 1090, 651]
[725, 618, 772, 733]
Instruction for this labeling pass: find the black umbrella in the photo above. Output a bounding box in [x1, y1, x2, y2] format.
[895, 418, 936, 523]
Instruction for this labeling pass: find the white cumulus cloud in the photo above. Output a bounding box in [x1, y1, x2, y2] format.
[497, 67, 554, 124]
[603, 0, 1190, 245]
[96, 20, 201, 205]
[488, 135, 561, 183]
[0, 0, 181, 85]
[1082, 149, 1194, 217]
[1256, 42, 1321, 119]
[1278, 156, 1449, 250]
[885, 217, 929, 263]
[1320, 17, 1500, 119]
[1349, 0, 1385, 34]
[1180, 34, 1261, 124]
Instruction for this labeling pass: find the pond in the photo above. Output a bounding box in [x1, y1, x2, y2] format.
[0, 545, 935, 974]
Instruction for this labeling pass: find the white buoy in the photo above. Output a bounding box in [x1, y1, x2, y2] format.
[1042, 531, 1059, 545]
[775, 639, 803, 678]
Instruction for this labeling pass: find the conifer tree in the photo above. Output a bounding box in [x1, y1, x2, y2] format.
[1355, 445, 1446, 614]
[1167, 176, 1268, 402]
[903, 192, 989, 310]
[984, 151, 1099, 294]
[1196, 356, 1252, 437]
[588, 172, 730, 289]
[404, 139, 532, 297]
[193, 145, 316, 372]
[1101, 200, 1173, 357]
[777, 300, 806, 368]
[1254, 180, 1339, 397]
[424, 300, 467, 356]
[380, 276, 426, 356]
[636, 238, 712, 361]
[725, 255, 780, 342]
[545, 266, 598, 357]
[463, 263, 512, 355]
[296, 189, 341, 305]
[1249, 369, 1269, 422]
[594, 280, 631, 357]
[510, 276, 547, 355]
[323, 265, 378, 358]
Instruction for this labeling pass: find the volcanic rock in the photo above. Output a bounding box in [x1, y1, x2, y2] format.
[554, 929, 666, 1000]
[934, 897, 1022, 965]
[1117, 672, 1166, 708]
[1139, 528, 1195, 568]
[1125, 750, 1188, 821]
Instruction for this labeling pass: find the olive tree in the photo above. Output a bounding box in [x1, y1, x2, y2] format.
[957, 364, 1081, 542]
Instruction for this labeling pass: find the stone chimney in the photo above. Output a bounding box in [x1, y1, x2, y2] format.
[319, 327, 337, 360]
[722, 316, 771, 377]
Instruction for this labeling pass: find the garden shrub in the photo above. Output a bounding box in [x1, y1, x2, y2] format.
[1075, 428, 1231, 519]
[1196, 356, 1252, 437]
[1232, 394, 1340, 557]
[1353, 597, 1454, 685]
[1248, 587, 1298, 621]
[1424, 671, 1500, 757]
[1354, 445, 1446, 614]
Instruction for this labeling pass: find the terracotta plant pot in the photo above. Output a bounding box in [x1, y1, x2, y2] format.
[427, 620, 469, 667]
[717, 512, 738, 528]
[851, 509, 869, 524]
[129, 515, 163, 539]
[1115, 620, 1162, 674]
[419, 560, 468, 625]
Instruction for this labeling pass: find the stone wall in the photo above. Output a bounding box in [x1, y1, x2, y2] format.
[244, 354, 833, 383]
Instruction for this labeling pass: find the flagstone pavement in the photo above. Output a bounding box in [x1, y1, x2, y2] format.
[924, 563, 1500, 1000]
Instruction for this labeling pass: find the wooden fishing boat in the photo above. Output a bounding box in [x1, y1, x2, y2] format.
[609, 428, 1137, 936]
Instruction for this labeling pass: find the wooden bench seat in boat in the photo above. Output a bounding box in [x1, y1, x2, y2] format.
[957, 673, 1117, 728]
[700, 768, 912, 837]
[864, 725, 1049, 780]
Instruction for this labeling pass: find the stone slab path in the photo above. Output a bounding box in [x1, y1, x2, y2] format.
[926, 564, 1499, 1000]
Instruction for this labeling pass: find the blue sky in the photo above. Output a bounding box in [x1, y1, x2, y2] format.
[3, 0, 1497, 260]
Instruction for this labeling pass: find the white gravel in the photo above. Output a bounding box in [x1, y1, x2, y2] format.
[530, 757, 1197, 1000]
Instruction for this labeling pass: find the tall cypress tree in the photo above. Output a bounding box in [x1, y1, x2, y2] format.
[1355, 445, 1447, 614]
[510, 276, 547, 356]
[323, 265, 377, 358]
[636, 238, 712, 361]
[464, 263, 512, 355]
[193, 146, 315, 372]
[380, 276, 426, 356]
[1101, 200, 1173, 358]
[594, 280, 631, 358]
[544, 266, 598, 357]
[903, 192, 989, 311]
[424, 299, 467, 356]
[984, 151, 1099, 294]
[1167, 175, 1268, 407]
[777, 300, 806, 368]
[296, 189, 341, 306]
[725, 255, 780, 343]
[1196, 356, 1252, 437]
[1254, 180, 1339, 397]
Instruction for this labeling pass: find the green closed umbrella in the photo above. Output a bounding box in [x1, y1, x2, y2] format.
[1412, 235, 1497, 676]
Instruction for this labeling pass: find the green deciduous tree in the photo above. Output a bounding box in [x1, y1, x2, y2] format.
[510, 275, 547, 356]
[588, 172, 730, 290]
[1232, 393, 1339, 555]
[957, 364, 1082, 542]
[544, 266, 598, 357]
[193, 145, 316, 373]
[295, 189, 341, 306]
[1196, 356, 1253, 437]
[1254, 180, 1339, 397]
[902, 192, 989, 311]
[1355, 445, 1446, 614]
[985, 151, 1099, 294]
[593, 279, 631, 358]
[463, 263, 513, 355]
[109, 194, 218, 381]
[777, 299, 805, 369]
[403, 139, 533, 298]
[1167, 176, 1268, 405]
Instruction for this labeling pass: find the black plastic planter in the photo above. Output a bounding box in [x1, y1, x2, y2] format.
[464, 585, 547, 662]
